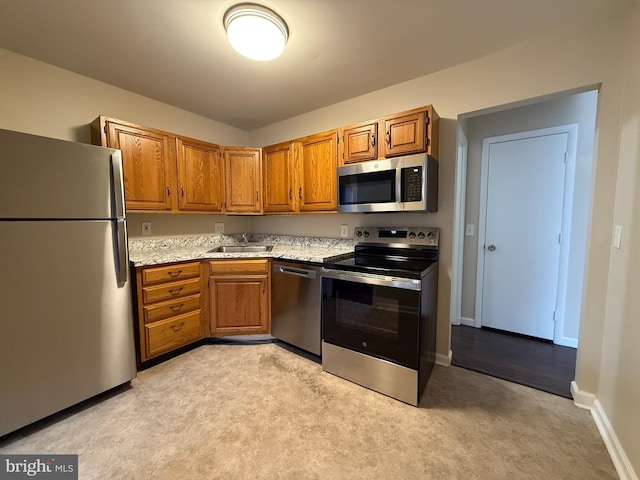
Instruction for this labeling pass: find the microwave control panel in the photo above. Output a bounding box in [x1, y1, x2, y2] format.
[401, 166, 423, 202]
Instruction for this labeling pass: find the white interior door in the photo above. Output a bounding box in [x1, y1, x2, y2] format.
[480, 133, 568, 340]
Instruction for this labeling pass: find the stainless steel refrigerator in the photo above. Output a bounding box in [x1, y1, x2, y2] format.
[0, 128, 137, 438]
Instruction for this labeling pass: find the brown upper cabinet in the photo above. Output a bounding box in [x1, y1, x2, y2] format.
[92, 116, 263, 215]
[263, 141, 296, 213]
[296, 130, 338, 212]
[97, 119, 176, 211]
[341, 122, 378, 164]
[263, 131, 338, 214]
[223, 147, 262, 214]
[339, 105, 440, 165]
[176, 138, 224, 213]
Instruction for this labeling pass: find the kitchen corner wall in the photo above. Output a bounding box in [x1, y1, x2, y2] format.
[0, 46, 250, 239]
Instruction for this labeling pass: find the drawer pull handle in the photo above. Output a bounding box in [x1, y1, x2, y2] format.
[167, 270, 182, 277]
[170, 322, 185, 332]
[169, 288, 183, 295]
[169, 304, 184, 312]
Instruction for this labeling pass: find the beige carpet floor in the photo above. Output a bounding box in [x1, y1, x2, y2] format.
[0, 343, 617, 479]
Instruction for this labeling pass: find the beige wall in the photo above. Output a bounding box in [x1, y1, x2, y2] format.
[127, 214, 252, 239]
[249, 15, 627, 391]
[0, 47, 249, 239]
[598, 2, 640, 471]
[460, 91, 598, 343]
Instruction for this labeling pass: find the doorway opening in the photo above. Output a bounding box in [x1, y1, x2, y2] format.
[450, 88, 599, 398]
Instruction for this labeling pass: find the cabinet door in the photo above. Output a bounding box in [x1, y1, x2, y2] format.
[342, 122, 378, 164]
[224, 147, 262, 213]
[263, 142, 296, 213]
[106, 121, 175, 211]
[176, 138, 224, 213]
[383, 110, 426, 158]
[296, 131, 338, 212]
[209, 274, 269, 335]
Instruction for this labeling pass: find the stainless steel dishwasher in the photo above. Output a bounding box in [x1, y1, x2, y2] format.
[271, 260, 322, 355]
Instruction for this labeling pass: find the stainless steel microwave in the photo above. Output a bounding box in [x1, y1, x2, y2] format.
[337, 154, 438, 213]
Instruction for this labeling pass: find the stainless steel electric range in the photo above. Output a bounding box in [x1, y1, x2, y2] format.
[321, 226, 439, 406]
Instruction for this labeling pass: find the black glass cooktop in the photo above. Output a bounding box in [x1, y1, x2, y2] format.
[324, 246, 438, 279]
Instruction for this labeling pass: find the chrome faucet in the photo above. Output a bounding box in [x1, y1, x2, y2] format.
[242, 233, 248, 244]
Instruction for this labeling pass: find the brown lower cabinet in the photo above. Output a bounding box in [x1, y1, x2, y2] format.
[208, 259, 270, 336]
[134, 258, 271, 365]
[135, 261, 206, 363]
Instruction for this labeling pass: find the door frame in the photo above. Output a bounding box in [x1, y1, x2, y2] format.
[474, 124, 578, 346]
[450, 128, 468, 330]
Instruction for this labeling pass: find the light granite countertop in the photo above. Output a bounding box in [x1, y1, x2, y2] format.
[128, 233, 355, 267]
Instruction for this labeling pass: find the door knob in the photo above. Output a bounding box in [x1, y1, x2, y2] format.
[487, 245, 496, 251]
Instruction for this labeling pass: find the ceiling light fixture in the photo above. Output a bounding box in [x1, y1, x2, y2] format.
[223, 3, 289, 61]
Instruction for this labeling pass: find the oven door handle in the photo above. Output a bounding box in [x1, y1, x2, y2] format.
[321, 268, 421, 291]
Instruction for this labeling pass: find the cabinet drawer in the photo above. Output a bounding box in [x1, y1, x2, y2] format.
[142, 262, 200, 285]
[209, 259, 269, 275]
[145, 310, 202, 358]
[142, 277, 201, 304]
[143, 293, 201, 324]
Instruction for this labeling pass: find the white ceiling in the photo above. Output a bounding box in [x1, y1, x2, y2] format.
[0, 0, 634, 130]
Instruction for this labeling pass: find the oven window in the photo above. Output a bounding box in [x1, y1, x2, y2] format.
[322, 278, 421, 368]
[339, 170, 396, 205]
[337, 293, 400, 338]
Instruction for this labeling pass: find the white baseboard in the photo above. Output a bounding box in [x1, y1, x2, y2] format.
[570, 381, 596, 409]
[571, 381, 638, 480]
[435, 350, 452, 367]
[554, 335, 578, 348]
[460, 317, 476, 327]
[592, 400, 638, 480]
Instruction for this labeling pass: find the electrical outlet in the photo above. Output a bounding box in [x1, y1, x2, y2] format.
[214, 222, 225, 234]
[465, 224, 475, 236]
[340, 224, 349, 238]
[141, 222, 151, 236]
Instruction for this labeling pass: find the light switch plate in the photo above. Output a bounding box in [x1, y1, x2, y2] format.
[141, 222, 151, 236]
[214, 222, 225, 234]
[340, 224, 349, 238]
[613, 225, 622, 249]
[465, 224, 475, 236]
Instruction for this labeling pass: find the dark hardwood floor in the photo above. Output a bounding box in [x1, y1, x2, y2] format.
[451, 325, 577, 398]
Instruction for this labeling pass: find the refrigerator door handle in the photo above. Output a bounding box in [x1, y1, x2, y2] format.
[115, 219, 129, 286]
[111, 151, 125, 219]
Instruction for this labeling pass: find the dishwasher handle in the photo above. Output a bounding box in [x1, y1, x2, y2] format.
[273, 264, 318, 279]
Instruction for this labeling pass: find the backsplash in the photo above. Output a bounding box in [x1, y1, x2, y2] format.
[129, 233, 355, 252]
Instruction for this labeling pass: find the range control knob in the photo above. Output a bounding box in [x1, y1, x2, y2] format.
[427, 231, 436, 240]
[408, 231, 417, 239]
[356, 230, 362, 237]
[417, 231, 426, 239]
[363, 230, 370, 238]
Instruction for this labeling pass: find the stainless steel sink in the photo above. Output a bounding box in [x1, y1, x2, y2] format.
[207, 245, 273, 253]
